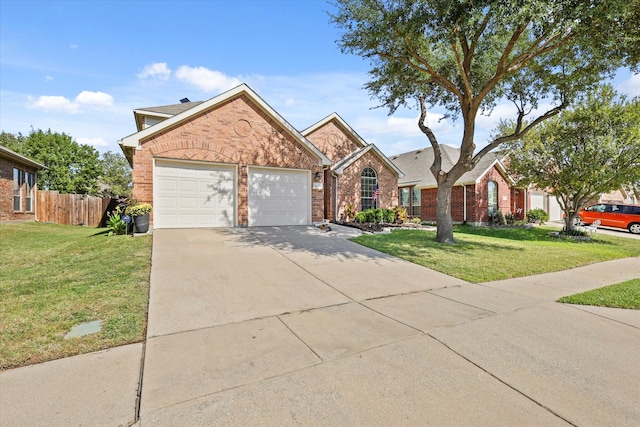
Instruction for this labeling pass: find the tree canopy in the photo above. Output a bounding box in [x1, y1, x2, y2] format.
[331, 0, 640, 242]
[504, 85, 640, 232]
[99, 151, 131, 198]
[1, 129, 102, 195]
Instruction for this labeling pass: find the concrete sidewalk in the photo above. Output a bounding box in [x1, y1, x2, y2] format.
[1, 225, 638, 426]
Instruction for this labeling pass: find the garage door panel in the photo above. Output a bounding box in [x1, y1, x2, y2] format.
[248, 167, 310, 227]
[154, 160, 236, 228]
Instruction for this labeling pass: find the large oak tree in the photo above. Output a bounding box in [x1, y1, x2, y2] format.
[331, 0, 640, 242]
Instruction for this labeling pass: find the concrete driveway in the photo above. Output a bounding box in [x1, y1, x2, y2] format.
[139, 226, 640, 426]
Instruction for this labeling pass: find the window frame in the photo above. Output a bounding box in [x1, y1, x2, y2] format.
[25, 171, 35, 212]
[487, 180, 498, 217]
[13, 168, 23, 212]
[360, 167, 378, 211]
[411, 187, 421, 217]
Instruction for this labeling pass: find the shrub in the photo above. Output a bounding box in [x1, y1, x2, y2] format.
[106, 207, 127, 236]
[345, 203, 356, 221]
[492, 211, 506, 226]
[125, 203, 153, 216]
[393, 206, 408, 223]
[354, 208, 396, 224]
[505, 212, 516, 225]
[527, 208, 549, 224]
[382, 208, 395, 223]
[354, 211, 367, 223]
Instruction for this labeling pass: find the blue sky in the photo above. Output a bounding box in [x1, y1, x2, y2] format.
[1, 0, 639, 157]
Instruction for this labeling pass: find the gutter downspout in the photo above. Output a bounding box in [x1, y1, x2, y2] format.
[332, 171, 339, 221]
[463, 184, 467, 224]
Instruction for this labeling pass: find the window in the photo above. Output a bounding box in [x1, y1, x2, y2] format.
[399, 187, 410, 208]
[411, 187, 421, 217]
[586, 204, 606, 212]
[399, 187, 422, 217]
[361, 167, 378, 210]
[13, 168, 22, 211]
[25, 171, 35, 212]
[488, 181, 498, 217]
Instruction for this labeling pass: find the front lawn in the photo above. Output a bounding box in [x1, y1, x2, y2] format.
[351, 225, 640, 283]
[0, 222, 152, 370]
[558, 279, 640, 309]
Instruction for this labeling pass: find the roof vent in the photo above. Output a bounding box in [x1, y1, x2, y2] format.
[416, 149, 424, 154]
[180, 98, 190, 103]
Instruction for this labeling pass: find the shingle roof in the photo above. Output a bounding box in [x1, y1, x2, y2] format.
[134, 101, 204, 116]
[390, 145, 507, 188]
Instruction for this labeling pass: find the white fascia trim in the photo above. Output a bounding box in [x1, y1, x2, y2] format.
[473, 159, 515, 185]
[133, 109, 174, 119]
[302, 112, 368, 148]
[120, 83, 332, 166]
[333, 144, 404, 178]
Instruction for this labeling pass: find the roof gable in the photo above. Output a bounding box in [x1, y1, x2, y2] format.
[120, 84, 331, 166]
[332, 144, 404, 178]
[302, 113, 367, 148]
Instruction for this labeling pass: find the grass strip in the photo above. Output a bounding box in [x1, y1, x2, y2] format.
[0, 222, 152, 369]
[557, 279, 640, 309]
[351, 225, 640, 283]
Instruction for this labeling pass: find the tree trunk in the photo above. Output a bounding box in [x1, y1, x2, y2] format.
[435, 182, 455, 243]
[564, 211, 579, 233]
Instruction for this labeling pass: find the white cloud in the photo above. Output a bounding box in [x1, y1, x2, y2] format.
[137, 62, 171, 81]
[69, 42, 78, 49]
[27, 95, 79, 113]
[27, 90, 114, 114]
[616, 72, 640, 97]
[45, 75, 53, 81]
[355, 113, 448, 138]
[175, 66, 241, 92]
[75, 90, 114, 107]
[76, 137, 109, 148]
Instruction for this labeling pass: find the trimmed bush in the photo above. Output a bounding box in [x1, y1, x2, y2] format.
[527, 208, 549, 224]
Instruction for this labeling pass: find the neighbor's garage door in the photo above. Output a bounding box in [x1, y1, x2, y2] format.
[154, 160, 236, 228]
[248, 167, 310, 226]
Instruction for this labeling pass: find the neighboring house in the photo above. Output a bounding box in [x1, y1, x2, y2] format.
[0, 145, 45, 222]
[119, 84, 402, 229]
[391, 145, 523, 225]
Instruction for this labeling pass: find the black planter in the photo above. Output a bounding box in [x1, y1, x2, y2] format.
[133, 213, 150, 233]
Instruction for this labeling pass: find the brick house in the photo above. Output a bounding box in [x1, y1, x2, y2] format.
[0, 145, 45, 222]
[119, 84, 402, 229]
[391, 145, 525, 225]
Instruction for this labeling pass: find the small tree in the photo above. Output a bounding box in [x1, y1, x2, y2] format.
[504, 86, 640, 232]
[99, 151, 131, 198]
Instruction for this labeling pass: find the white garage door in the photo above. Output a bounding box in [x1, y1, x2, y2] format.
[154, 160, 236, 228]
[548, 196, 563, 221]
[530, 194, 544, 211]
[248, 167, 310, 226]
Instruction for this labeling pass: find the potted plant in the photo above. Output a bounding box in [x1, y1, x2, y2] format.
[125, 203, 152, 233]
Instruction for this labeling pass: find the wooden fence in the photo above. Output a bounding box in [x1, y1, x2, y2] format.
[36, 191, 113, 227]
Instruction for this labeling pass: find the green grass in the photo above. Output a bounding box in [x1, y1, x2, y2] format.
[351, 225, 640, 283]
[558, 279, 640, 309]
[0, 222, 152, 369]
